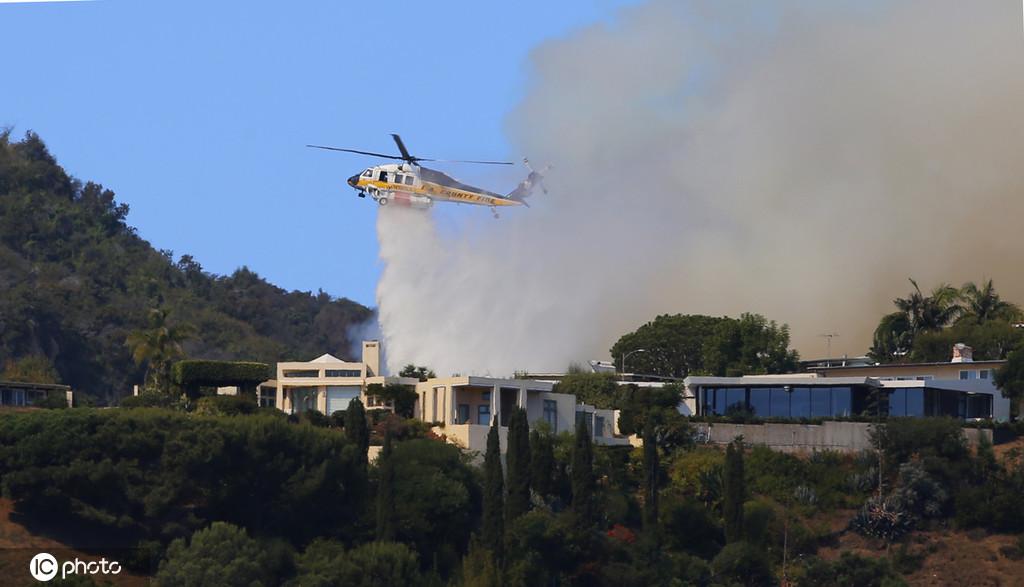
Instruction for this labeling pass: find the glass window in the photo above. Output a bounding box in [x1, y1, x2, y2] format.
[478, 404, 491, 425]
[966, 394, 992, 419]
[790, 387, 811, 419]
[714, 389, 727, 415]
[725, 388, 746, 415]
[831, 387, 852, 417]
[595, 416, 606, 437]
[543, 399, 558, 429]
[810, 388, 831, 418]
[457, 404, 470, 424]
[378, 170, 388, 182]
[284, 370, 319, 378]
[362, 170, 371, 177]
[889, 388, 906, 417]
[394, 174, 404, 184]
[701, 389, 716, 415]
[404, 175, 414, 185]
[959, 370, 972, 380]
[325, 369, 361, 378]
[749, 388, 771, 417]
[980, 369, 990, 380]
[482, 391, 491, 401]
[769, 387, 789, 418]
[906, 389, 925, 417]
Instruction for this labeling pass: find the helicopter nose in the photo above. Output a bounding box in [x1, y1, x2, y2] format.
[347, 174, 359, 188]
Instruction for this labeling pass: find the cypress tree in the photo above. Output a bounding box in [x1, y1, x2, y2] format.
[642, 416, 660, 537]
[345, 398, 370, 464]
[505, 408, 532, 522]
[571, 416, 595, 521]
[530, 429, 554, 498]
[345, 398, 370, 509]
[723, 438, 746, 543]
[482, 420, 504, 557]
[376, 426, 396, 541]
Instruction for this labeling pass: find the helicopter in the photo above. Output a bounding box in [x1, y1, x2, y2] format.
[308, 134, 547, 217]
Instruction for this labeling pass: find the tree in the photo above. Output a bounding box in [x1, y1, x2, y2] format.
[552, 372, 619, 409]
[530, 429, 555, 498]
[399, 364, 436, 381]
[642, 416, 660, 538]
[376, 427, 396, 541]
[365, 382, 417, 418]
[482, 421, 505, 557]
[125, 308, 192, 392]
[959, 279, 1021, 324]
[290, 540, 422, 587]
[506, 407, 532, 522]
[570, 416, 595, 521]
[616, 383, 693, 452]
[0, 355, 60, 384]
[995, 345, 1024, 421]
[156, 522, 272, 587]
[722, 439, 745, 543]
[895, 278, 963, 332]
[869, 311, 913, 363]
[610, 313, 798, 378]
[346, 398, 370, 459]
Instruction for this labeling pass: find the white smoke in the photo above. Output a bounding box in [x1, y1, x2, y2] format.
[375, 0, 1024, 376]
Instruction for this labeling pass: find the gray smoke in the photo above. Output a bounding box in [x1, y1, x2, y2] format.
[375, 0, 1024, 376]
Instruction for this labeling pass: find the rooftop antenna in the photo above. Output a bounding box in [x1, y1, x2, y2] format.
[818, 332, 839, 367]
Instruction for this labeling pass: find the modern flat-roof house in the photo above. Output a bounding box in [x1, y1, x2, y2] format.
[0, 380, 73, 408]
[685, 370, 1008, 422]
[274, 341, 419, 415]
[415, 375, 629, 453]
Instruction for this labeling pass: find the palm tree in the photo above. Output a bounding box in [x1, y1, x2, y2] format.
[894, 278, 962, 333]
[959, 279, 1021, 324]
[125, 308, 192, 392]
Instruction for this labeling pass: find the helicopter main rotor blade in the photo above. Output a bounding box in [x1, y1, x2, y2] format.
[428, 159, 514, 165]
[390, 134, 415, 162]
[306, 145, 404, 160]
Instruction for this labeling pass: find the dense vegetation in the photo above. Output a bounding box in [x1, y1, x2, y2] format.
[4, 401, 1022, 585]
[0, 130, 372, 403]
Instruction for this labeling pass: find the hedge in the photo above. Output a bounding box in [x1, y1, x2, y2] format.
[172, 360, 270, 387]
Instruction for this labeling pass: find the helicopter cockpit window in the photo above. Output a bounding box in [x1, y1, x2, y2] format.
[361, 170, 371, 178]
[403, 175, 414, 185]
[378, 170, 388, 182]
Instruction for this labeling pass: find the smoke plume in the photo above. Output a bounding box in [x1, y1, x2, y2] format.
[375, 0, 1024, 376]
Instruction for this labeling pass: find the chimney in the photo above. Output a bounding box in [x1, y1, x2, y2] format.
[362, 340, 380, 377]
[951, 343, 973, 363]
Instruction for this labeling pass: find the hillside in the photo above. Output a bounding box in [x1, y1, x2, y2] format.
[0, 130, 373, 403]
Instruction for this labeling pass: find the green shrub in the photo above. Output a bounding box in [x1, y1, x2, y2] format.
[743, 499, 777, 549]
[171, 360, 270, 389]
[290, 539, 422, 587]
[799, 552, 906, 586]
[661, 497, 724, 559]
[194, 394, 258, 416]
[871, 418, 968, 466]
[120, 390, 182, 409]
[711, 541, 774, 586]
[157, 522, 276, 587]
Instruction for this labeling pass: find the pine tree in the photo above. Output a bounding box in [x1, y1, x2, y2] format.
[723, 438, 746, 543]
[376, 427, 396, 541]
[642, 416, 660, 537]
[505, 408, 532, 522]
[482, 420, 505, 557]
[571, 416, 595, 521]
[530, 429, 554, 498]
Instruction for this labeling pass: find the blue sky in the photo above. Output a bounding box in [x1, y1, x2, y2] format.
[1, 0, 640, 306]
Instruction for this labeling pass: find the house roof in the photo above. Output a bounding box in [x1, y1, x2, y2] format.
[310, 353, 343, 363]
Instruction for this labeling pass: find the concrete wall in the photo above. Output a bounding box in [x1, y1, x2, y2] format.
[693, 421, 994, 453]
